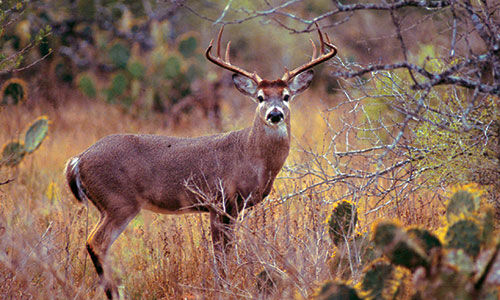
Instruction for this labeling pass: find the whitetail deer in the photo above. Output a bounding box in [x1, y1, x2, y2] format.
[65, 25, 336, 299]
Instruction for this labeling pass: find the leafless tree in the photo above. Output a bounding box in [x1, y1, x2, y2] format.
[184, 0, 499, 213]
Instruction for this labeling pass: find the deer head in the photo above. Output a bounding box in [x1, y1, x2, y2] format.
[205, 24, 337, 130]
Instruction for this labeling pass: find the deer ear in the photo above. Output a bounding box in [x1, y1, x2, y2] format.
[232, 73, 258, 96]
[289, 70, 314, 95]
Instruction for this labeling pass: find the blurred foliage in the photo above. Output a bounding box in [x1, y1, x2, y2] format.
[1, 0, 341, 117]
[319, 187, 499, 300]
[0, 0, 213, 115]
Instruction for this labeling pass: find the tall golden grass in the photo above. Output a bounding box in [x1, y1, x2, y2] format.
[0, 89, 443, 299]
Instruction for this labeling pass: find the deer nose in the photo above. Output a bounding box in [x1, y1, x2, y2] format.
[267, 109, 284, 124]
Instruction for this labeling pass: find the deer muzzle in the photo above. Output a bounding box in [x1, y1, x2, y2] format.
[266, 109, 284, 124]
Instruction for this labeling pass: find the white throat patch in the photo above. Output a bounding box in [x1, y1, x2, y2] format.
[265, 121, 288, 137]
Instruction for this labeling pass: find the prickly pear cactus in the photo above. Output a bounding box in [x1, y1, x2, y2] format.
[372, 221, 400, 247]
[177, 32, 198, 58]
[164, 55, 182, 79]
[373, 221, 429, 271]
[324, 187, 499, 300]
[359, 259, 402, 299]
[406, 228, 442, 255]
[127, 61, 146, 79]
[109, 43, 130, 69]
[445, 219, 482, 258]
[328, 200, 358, 246]
[446, 190, 479, 222]
[313, 281, 361, 300]
[77, 74, 97, 98]
[1, 116, 50, 167]
[106, 72, 129, 103]
[1, 141, 26, 167]
[479, 206, 495, 244]
[24, 116, 49, 153]
[1, 78, 28, 106]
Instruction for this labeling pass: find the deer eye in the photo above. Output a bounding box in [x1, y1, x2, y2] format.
[257, 95, 264, 103]
[283, 94, 290, 102]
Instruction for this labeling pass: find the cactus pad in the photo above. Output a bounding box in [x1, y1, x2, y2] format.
[373, 221, 400, 247]
[373, 222, 429, 270]
[178, 34, 198, 58]
[445, 249, 474, 275]
[127, 61, 146, 79]
[164, 56, 181, 79]
[445, 219, 482, 257]
[78, 74, 97, 98]
[1, 141, 26, 167]
[313, 281, 361, 300]
[109, 43, 130, 69]
[407, 228, 442, 255]
[1, 78, 27, 105]
[328, 200, 358, 246]
[106, 73, 129, 103]
[446, 190, 478, 222]
[479, 206, 495, 245]
[361, 260, 398, 299]
[24, 116, 49, 153]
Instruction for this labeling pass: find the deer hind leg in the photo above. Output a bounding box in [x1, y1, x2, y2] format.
[86, 204, 139, 299]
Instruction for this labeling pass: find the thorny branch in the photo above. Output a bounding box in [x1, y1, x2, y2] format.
[185, 0, 499, 215]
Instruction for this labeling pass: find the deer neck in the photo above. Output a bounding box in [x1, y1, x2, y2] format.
[246, 112, 291, 171]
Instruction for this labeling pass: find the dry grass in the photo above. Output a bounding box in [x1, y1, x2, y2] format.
[0, 89, 444, 299]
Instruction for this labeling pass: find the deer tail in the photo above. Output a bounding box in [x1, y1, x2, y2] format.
[65, 157, 88, 204]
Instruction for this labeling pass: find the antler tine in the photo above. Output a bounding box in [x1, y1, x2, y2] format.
[315, 22, 326, 54]
[216, 25, 224, 58]
[281, 23, 338, 81]
[324, 32, 332, 45]
[206, 26, 262, 83]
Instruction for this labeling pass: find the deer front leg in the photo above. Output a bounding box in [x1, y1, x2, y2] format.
[209, 209, 235, 279]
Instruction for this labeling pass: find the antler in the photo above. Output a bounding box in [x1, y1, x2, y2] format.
[206, 26, 262, 83]
[282, 23, 337, 82]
